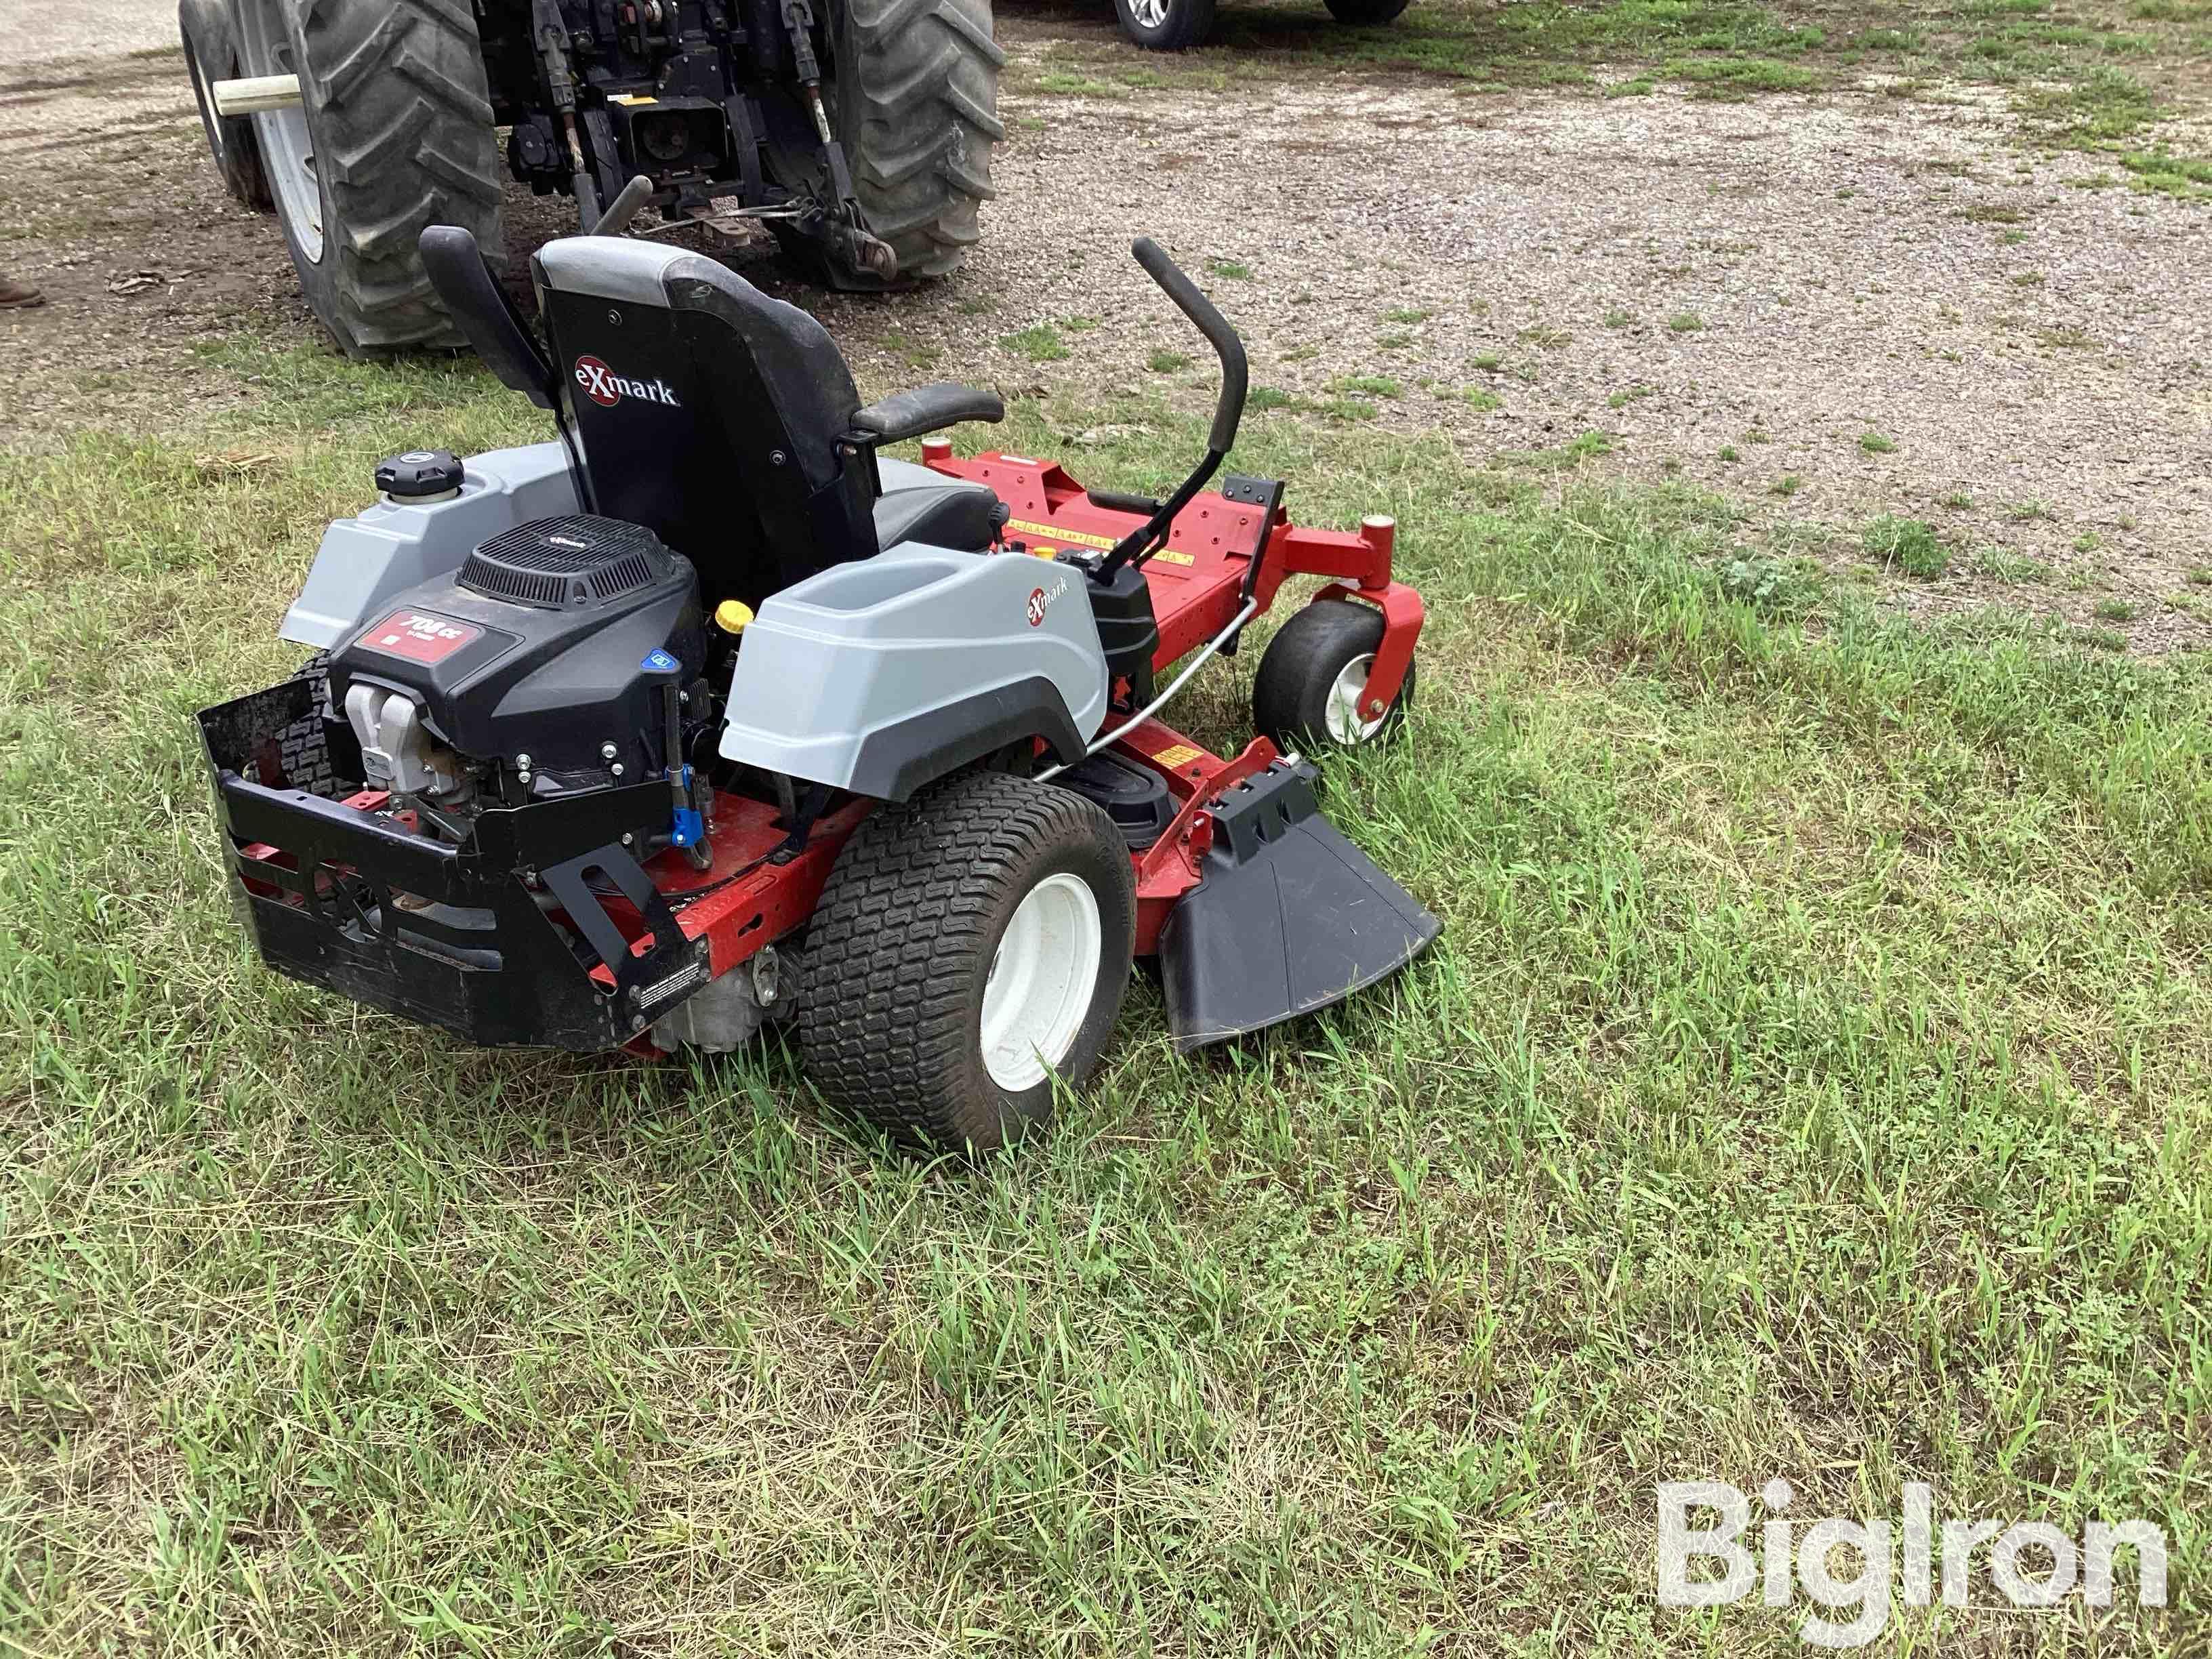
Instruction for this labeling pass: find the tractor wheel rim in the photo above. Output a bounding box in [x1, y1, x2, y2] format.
[981, 872, 1102, 1093]
[1129, 0, 1170, 28]
[237, 0, 323, 264]
[184, 39, 228, 167]
[1325, 653, 1387, 744]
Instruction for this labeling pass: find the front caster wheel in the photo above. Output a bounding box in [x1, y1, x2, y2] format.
[798, 771, 1136, 1153]
[1252, 598, 1416, 754]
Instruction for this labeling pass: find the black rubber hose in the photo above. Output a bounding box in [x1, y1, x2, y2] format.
[1131, 236, 1247, 455]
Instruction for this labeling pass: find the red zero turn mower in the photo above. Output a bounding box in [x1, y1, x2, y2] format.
[197, 216, 1439, 1150]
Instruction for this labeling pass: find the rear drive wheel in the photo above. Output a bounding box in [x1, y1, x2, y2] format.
[181, 0, 272, 210]
[234, 0, 502, 355]
[1113, 0, 1218, 49]
[799, 771, 1135, 1152]
[1324, 0, 1412, 21]
[1252, 598, 1416, 754]
[812, 0, 1003, 286]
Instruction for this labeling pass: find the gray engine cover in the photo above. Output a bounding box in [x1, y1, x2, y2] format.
[279, 443, 579, 649]
[719, 547, 1109, 800]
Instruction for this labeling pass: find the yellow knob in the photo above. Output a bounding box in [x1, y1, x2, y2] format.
[714, 599, 754, 635]
[1032, 544, 1057, 558]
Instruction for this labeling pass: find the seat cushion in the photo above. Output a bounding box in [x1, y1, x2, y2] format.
[872, 480, 1000, 553]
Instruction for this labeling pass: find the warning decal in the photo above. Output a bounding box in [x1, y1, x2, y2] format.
[1005, 518, 1197, 566]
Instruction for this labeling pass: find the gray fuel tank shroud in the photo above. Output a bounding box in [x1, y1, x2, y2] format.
[281, 443, 579, 649]
[720, 548, 1110, 802]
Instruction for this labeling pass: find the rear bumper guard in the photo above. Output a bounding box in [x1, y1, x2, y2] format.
[197, 678, 706, 1050]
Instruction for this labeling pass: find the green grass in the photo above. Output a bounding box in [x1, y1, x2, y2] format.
[1331, 374, 1403, 398]
[7, 321, 2212, 1654]
[1664, 53, 1818, 94]
[1147, 348, 1191, 374]
[2119, 146, 2212, 197]
[1499, 429, 1616, 469]
[1001, 325, 1070, 363]
[1859, 430, 1898, 453]
[1974, 545, 2056, 582]
[1863, 514, 1951, 578]
[1033, 70, 1130, 98]
[1668, 312, 1706, 333]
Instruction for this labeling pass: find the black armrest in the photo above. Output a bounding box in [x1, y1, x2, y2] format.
[851, 382, 1004, 445]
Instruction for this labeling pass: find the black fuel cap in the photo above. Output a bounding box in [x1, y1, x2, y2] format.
[375, 449, 464, 499]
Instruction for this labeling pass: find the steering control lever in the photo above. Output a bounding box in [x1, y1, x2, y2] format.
[1097, 237, 1251, 579]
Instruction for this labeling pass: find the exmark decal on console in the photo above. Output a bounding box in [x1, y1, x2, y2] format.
[573, 354, 682, 409]
[1025, 575, 1069, 628]
[356, 611, 485, 665]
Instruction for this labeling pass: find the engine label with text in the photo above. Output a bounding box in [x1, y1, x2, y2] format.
[356, 611, 484, 665]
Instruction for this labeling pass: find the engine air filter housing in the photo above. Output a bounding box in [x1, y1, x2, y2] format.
[460, 514, 674, 609]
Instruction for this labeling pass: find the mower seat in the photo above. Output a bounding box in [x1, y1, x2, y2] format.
[516, 235, 1004, 608]
[872, 457, 999, 552]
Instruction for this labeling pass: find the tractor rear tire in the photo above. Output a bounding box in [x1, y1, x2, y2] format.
[825, 0, 1004, 285]
[798, 771, 1134, 1153]
[234, 0, 503, 356]
[1324, 0, 1412, 20]
[181, 0, 273, 211]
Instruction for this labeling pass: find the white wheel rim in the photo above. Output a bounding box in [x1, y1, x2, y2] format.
[1129, 0, 1170, 27]
[238, 1, 323, 264]
[1324, 653, 1388, 744]
[980, 872, 1103, 1093]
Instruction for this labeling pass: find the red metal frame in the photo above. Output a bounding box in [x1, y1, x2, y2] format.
[917, 441, 1422, 711]
[1107, 720, 1281, 954]
[275, 448, 1422, 1051]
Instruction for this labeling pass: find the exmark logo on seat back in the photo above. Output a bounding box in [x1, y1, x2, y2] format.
[573, 354, 682, 410]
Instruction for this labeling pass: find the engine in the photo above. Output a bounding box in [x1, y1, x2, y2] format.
[329, 514, 708, 834]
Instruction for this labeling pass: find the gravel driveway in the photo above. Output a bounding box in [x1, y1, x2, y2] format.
[1, 0, 173, 66]
[3, 11, 2206, 644]
[953, 68, 2212, 643]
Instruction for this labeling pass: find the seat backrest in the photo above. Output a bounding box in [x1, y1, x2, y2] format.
[531, 237, 880, 611]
